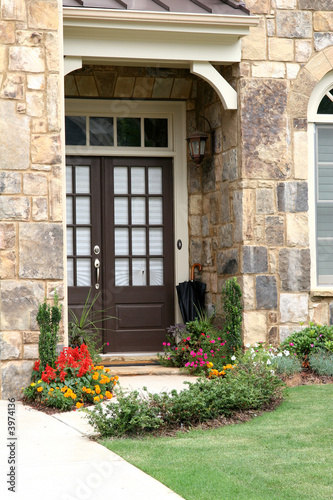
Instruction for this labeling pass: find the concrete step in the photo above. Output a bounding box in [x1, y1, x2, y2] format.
[106, 365, 185, 377]
[100, 352, 160, 364]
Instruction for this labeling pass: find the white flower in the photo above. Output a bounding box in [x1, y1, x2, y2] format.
[270, 370, 275, 375]
[254, 343, 258, 348]
[266, 359, 271, 365]
[277, 352, 283, 357]
[245, 343, 251, 348]
[231, 355, 236, 361]
[283, 350, 290, 357]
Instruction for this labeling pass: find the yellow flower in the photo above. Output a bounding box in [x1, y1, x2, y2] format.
[30, 383, 36, 387]
[82, 387, 86, 392]
[71, 393, 77, 400]
[95, 385, 101, 395]
[94, 396, 100, 402]
[76, 402, 84, 409]
[37, 380, 42, 384]
[92, 373, 99, 381]
[219, 370, 226, 376]
[86, 388, 91, 394]
[56, 387, 59, 389]
[207, 362, 214, 369]
[115, 376, 119, 381]
[61, 386, 67, 393]
[49, 388, 54, 392]
[104, 368, 110, 373]
[37, 386, 43, 392]
[105, 391, 113, 400]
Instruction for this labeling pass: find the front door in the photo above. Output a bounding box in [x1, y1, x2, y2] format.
[66, 156, 174, 352]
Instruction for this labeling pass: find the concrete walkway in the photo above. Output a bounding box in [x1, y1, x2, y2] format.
[0, 374, 197, 500]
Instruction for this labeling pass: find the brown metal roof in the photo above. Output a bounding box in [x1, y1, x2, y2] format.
[63, 0, 250, 16]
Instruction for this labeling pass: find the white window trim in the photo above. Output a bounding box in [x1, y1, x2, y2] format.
[308, 71, 333, 292]
[65, 99, 188, 322]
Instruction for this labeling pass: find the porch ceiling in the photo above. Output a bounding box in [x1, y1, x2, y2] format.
[62, 0, 250, 16]
[63, 0, 258, 109]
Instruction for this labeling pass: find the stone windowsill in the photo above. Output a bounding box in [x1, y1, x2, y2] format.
[310, 290, 333, 298]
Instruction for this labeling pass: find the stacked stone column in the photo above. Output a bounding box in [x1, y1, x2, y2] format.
[0, 0, 64, 398]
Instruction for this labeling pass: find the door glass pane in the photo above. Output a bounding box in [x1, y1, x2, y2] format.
[117, 118, 141, 147]
[67, 258, 74, 286]
[75, 166, 90, 193]
[89, 117, 114, 146]
[149, 198, 163, 225]
[65, 116, 86, 146]
[114, 167, 128, 194]
[149, 258, 163, 286]
[132, 198, 146, 225]
[76, 227, 91, 255]
[132, 258, 147, 286]
[115, 228, 129, 255]
[131, 167, 145, 194]
[144, 118, 168, 147]
[66, 227, 73, 255]
[115, 258, 129, 286]
[66, 166, 72, 194]
[149, 228, 163, 255]
[76, 197, 91, 224]
[77, 259, 91, 286]
[132, 228, 146, 255]
[114, 197, 128, 225]
[66, 197, 73, 224]
[148, 167, 162, 194]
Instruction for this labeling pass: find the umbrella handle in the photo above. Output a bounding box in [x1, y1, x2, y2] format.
[191, 263, 202, 281]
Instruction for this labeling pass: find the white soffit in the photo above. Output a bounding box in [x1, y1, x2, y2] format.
[63, 8, 259, 109]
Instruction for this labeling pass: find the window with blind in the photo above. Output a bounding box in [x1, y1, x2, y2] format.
[316, 123, 333, 285]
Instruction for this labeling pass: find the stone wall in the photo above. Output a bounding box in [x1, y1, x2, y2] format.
[0, 0, 64, 398]
[236, 0, 333, 344]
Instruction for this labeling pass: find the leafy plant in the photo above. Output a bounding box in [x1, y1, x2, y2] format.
[158, 311, 230, 372]
[280, 323, 333, 359]
[221, 277, 242, 354]
[309, 350, 333, 376]
[271, 355, 302, 376]
[68, 290, 115, 364]
[86, 360, 284, 437]
[36, 290, 62, 377]
[23, 344, 118, 411]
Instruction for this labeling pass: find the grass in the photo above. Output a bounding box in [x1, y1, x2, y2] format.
[100, 385, 333, 500]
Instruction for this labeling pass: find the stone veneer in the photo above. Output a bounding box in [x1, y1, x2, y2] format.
[3, 0, 333, 398]
[0, 0, 64, 398]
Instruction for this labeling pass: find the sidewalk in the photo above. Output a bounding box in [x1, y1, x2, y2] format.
[0, 374, 197, 500]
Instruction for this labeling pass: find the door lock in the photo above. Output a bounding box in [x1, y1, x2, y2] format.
[94, 245, 100, 255]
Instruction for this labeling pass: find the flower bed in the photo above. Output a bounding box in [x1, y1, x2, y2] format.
[23, 344, 118, 411]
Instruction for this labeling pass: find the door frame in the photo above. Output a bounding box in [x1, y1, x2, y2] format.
[65, 99, 189, 325]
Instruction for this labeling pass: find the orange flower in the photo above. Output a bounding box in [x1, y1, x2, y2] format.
[95, 385, 101, 394]
[76, 402, 84, 409]
[92, 373, 99, 381]
[37, 386, 43, 392]
[105, 391, 113, 399]
[94, 396, 100, 402]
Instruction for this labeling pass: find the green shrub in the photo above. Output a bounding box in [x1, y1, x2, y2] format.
[279, 323, 333, 359]
[271, 355, 303, 376]
[221, 277, 242, 354]
[309, 351, 333, 376]
[85, 359, 284, 437]
[36, 291, 62, 376]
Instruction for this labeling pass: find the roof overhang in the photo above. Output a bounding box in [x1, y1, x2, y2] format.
[63, 7, 259, 109]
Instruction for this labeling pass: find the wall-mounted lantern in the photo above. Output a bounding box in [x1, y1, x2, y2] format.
[186, 116, 214, 165]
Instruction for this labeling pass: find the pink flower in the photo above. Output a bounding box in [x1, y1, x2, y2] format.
[311, 344, 314, 347]
[186, 337, 191, 341]
[185, 362, 190, 367]
[207, 335, 210, 338]
[210, 340, 215, 344]
[204, 354, 208, 359]
[106, 342, 109, 346]
[319, 334, 323, 337]
[218, 338, 221, 341]
[167, 343, 170, 346]
[290, 343, 294, 346]
[163, 342, 166, 346]
[210, 350, 214, 353]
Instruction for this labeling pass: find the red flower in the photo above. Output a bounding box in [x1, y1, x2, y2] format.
[33, 360, 40, 372]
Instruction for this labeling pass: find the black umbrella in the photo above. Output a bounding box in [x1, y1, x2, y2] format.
[176, 264, 206, 323]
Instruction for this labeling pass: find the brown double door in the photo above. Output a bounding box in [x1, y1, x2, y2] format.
[66, 156, 174, 352]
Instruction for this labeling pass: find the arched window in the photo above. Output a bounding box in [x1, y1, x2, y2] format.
[309, 74, 333, 287]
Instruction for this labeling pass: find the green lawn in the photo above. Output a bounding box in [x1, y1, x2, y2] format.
[101, 385, 333, 500]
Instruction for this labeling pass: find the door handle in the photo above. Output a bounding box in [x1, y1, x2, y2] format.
[94, 258, 100, 289]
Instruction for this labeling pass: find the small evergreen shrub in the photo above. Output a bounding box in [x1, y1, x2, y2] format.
[36, 291, 62, 376]
[221, 278, 242, 354]
[309, 351, 333, 377]
[279, 323, 333, 359]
